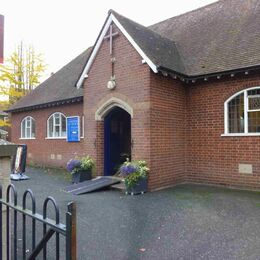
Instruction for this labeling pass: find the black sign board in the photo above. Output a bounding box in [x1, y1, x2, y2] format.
[13, 144, 27, 174]
[11, 144, 29, 181]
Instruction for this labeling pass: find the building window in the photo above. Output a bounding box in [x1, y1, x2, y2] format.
[47, 112, 66, 138]
[224, 87, 260, 135]
[21, 116, 36, 139]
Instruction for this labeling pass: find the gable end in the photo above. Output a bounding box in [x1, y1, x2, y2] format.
[76, 12, 158, 88]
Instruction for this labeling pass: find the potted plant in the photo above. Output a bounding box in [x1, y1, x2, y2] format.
[119, 159, 149, 195]
[67, 156, 95, 184]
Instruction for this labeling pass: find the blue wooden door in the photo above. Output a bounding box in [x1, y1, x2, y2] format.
[104, 108, 131, 176]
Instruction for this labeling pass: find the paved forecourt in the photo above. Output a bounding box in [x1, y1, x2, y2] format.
[11, 167, 260, 260]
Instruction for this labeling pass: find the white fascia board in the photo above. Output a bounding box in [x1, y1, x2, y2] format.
[111, 14, 158, 74]
[76, 13, 158, 88]
[76, 15, 112, 88]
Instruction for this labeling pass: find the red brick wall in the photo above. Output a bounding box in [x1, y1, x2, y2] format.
[11, 103, 84, 168]
[186, 74, 260, 190]
[9, 23, 260, 191]
[149, 73, 187, 190]
[83, 23, 152, 178]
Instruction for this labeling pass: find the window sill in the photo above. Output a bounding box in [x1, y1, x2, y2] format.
[19, 137, 36, 140]
[45, 137, 84, 140]
[45, 137, 66, 140]
[221, 133, 260, 137]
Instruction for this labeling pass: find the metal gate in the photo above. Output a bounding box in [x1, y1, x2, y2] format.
[0, 184, 76, 260]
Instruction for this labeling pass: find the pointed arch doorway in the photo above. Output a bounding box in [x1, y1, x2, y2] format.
[104, 107, 131, 176]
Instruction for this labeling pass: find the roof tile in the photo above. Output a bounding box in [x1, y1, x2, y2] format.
[7, 47, 92, 112]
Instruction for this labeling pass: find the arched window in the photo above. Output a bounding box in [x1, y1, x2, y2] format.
[21, 116, 36, 139]
[47, 112, 66, 138]
[224, 87, 260, 135]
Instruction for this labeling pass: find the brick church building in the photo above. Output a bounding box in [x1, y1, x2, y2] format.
[7, 0, 260, 190]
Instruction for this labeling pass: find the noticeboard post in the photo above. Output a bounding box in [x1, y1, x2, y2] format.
[67, 116, 80, 142]
[0, 14, 4, 63]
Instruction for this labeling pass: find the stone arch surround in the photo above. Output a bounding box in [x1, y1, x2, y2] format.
[95, 96, 134, 121]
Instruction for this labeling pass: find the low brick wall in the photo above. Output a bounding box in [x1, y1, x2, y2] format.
[0, 156, 11, 259]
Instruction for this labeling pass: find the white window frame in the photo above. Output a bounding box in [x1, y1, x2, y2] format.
[222, 86, 260, 136]
[81, 115, 84, 139]
[247, 95, 260, 112]
[20, 116, 36, 139]
[46, 112, 67, 139]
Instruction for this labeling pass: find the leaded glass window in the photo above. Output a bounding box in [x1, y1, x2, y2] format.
[225, 87, 260, 134]
[228, 93, 244, 133]
[21, 116, 36, 138]
[47, 112, 66, 138]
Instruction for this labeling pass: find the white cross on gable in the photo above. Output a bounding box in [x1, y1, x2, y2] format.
[103, 25, 119, 55]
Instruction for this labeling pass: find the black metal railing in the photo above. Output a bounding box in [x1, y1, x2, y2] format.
[0, 184, 76, 260]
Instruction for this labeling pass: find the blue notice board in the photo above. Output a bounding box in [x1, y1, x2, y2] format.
[67, 116, 80, 142]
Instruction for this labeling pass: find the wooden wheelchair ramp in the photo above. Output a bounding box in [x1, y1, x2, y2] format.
[64, 176, 121, 195]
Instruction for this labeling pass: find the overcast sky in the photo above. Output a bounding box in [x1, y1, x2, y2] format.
[2, 0, 217, 80]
